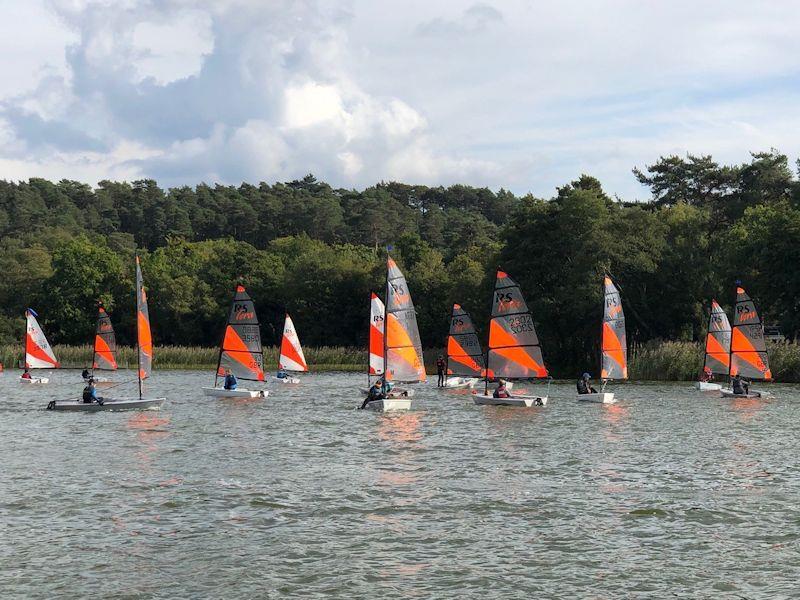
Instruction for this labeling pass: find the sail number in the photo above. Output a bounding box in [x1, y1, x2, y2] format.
[507, 315, 534, 334]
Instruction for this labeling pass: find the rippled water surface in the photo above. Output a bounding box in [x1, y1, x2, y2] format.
[1, 370, 798, 598]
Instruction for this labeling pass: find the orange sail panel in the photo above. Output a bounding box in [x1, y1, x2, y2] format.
[93, 306, 118, 370]
[730, 287, 771, 379]
[385, 256, 426, 382]
[135, 257, 152, 381]
[24, 308, 59, 369]
[369, 293, 385, 375]
[703, 300, 730, 375]
[279, 314, 308, 372]
[447, 304, 484, 377]
[487, 271, 547, 379]
[601, 276, 627, 380]
[216, 285, 265, 381]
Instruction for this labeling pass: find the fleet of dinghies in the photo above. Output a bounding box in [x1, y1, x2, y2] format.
[13, 248, 782, 412]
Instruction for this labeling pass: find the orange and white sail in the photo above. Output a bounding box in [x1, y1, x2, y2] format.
[24, 308, 59, 369]
[384, 256, 426, 382]
[135, 256, 152, 382]
[216, 285, 265, 381]
[601, 276, 628, 380]
[369, 292, 384, 376]
[703, 300, 730, 376]
[279, 314, 308, 372]
[487, 271, 547, 379]
[92, 306, 118, 370]
[730, 286, 771, 380]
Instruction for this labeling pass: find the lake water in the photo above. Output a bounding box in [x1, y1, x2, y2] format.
[1, 370, 798, 598]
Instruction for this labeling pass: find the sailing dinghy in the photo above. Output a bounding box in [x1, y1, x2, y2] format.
[20, 308, 59, 384]
[87, 305, 117, 383]
[695, 300, 730, 391]
[274, 314, 307, 384]
[720, 287, 772, 398]
[363, 256, 426, 411]
[473, 271, 549, 407]
[47, 257, 165, 411]
[443, 304, 484, 389]
[578, 276, 627, 404]
[203, 285, 268, 398]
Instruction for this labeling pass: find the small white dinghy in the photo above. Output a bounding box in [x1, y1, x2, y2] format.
[577, 391, 616, 404]
[695, 381, 722, 391]
[720, 388, 767, 399]
[204, 285, 269, 400]
[273, 375, 301, 385]
[47, 397, 164, 412]
[20, 308, 60, 385]
[364, 397, 413, 412]
[202, 387, 268, 398]
[276, 314, 308, 384]
[20, 375, 49, 385]
[442, 377, 474, 389]
[578, 276, 627, 405]
[473, 393, 547, 407]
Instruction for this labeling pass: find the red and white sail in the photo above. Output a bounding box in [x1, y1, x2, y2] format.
[25, 308, 59, 369]
[279, 314, 308, 372]
[369, 292, 385, 376]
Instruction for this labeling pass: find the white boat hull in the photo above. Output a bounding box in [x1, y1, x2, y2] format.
[473, 394, 547, 407]
[20, 376, 48, 384]
[577, 392, 616, 404]
[46, 397, 165, 411]
[274, 376, 301, 384]
[202, 387, 268, 398]
[695, 381, 722, 391]
[364, 398, 412, 411]
[720, 388, 768, 399]
[442, 377, 474, 389]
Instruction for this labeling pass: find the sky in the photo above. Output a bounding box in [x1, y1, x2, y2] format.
[1, 0, 799, 199]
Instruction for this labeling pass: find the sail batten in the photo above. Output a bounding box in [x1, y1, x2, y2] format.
[384, 256, 426, 382]
[24, 308, 59, 369]
[279, 314, 308, 372]
[730, 286, 771, 380]
[369, 293, 385, 376]
[486, 271, 547, 379]
[601, 276, 627, 380]
[446, 304, 484, 377]
[216, 285, 265, 382]
[703, 300, 731, 375]
[93, 306, 118, 371]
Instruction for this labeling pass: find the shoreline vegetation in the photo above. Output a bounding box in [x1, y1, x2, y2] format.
[4, 341, 799, 382]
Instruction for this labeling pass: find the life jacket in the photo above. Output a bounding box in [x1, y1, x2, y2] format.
[82, 386, 94, 403]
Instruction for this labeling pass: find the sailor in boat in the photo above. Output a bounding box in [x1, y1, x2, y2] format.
[276, 368, 288, 380]
[493, 379, 511, 399]
[436, 355, 446, 387]
[82, 379, 104, 405]
[360, 379, 387, 409]
[223, 369, 238, 391]
[699, 366, 713, 384]
[577, 373, 597, 395]
[21, 367, 32, 381]
[82, 368, 91, 381]
[731, 373, 750, 396]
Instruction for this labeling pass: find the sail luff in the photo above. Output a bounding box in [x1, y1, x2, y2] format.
[729, 286, 771, 380]
[384, 256, 426, 383]
[216, 284, 265, 382]
[486, 270, 548, 380]
[703, 300, 731, 375]
[446, 303, 484, 377]
[600, 276, 628, 380]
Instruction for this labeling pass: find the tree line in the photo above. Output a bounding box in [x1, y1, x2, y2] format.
[1, 150, 798, 376]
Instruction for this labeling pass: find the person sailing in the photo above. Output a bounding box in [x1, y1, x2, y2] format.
[699, 366, 713, 383]
[360, 379, 387, 409]
[436, 355, 446, 387]
[731, 373, 750, 396]
[493, 379, 511, 399]
[223, 369, 238, 390]
[577, 373, 597, 395]
[276, 368, 288, 380]
[82, 378, 104, 404]
[21, 367, 32, 380]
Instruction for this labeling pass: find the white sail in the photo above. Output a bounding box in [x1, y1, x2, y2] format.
[279, 314, 308, 372]
[25, 309, 59, 369]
